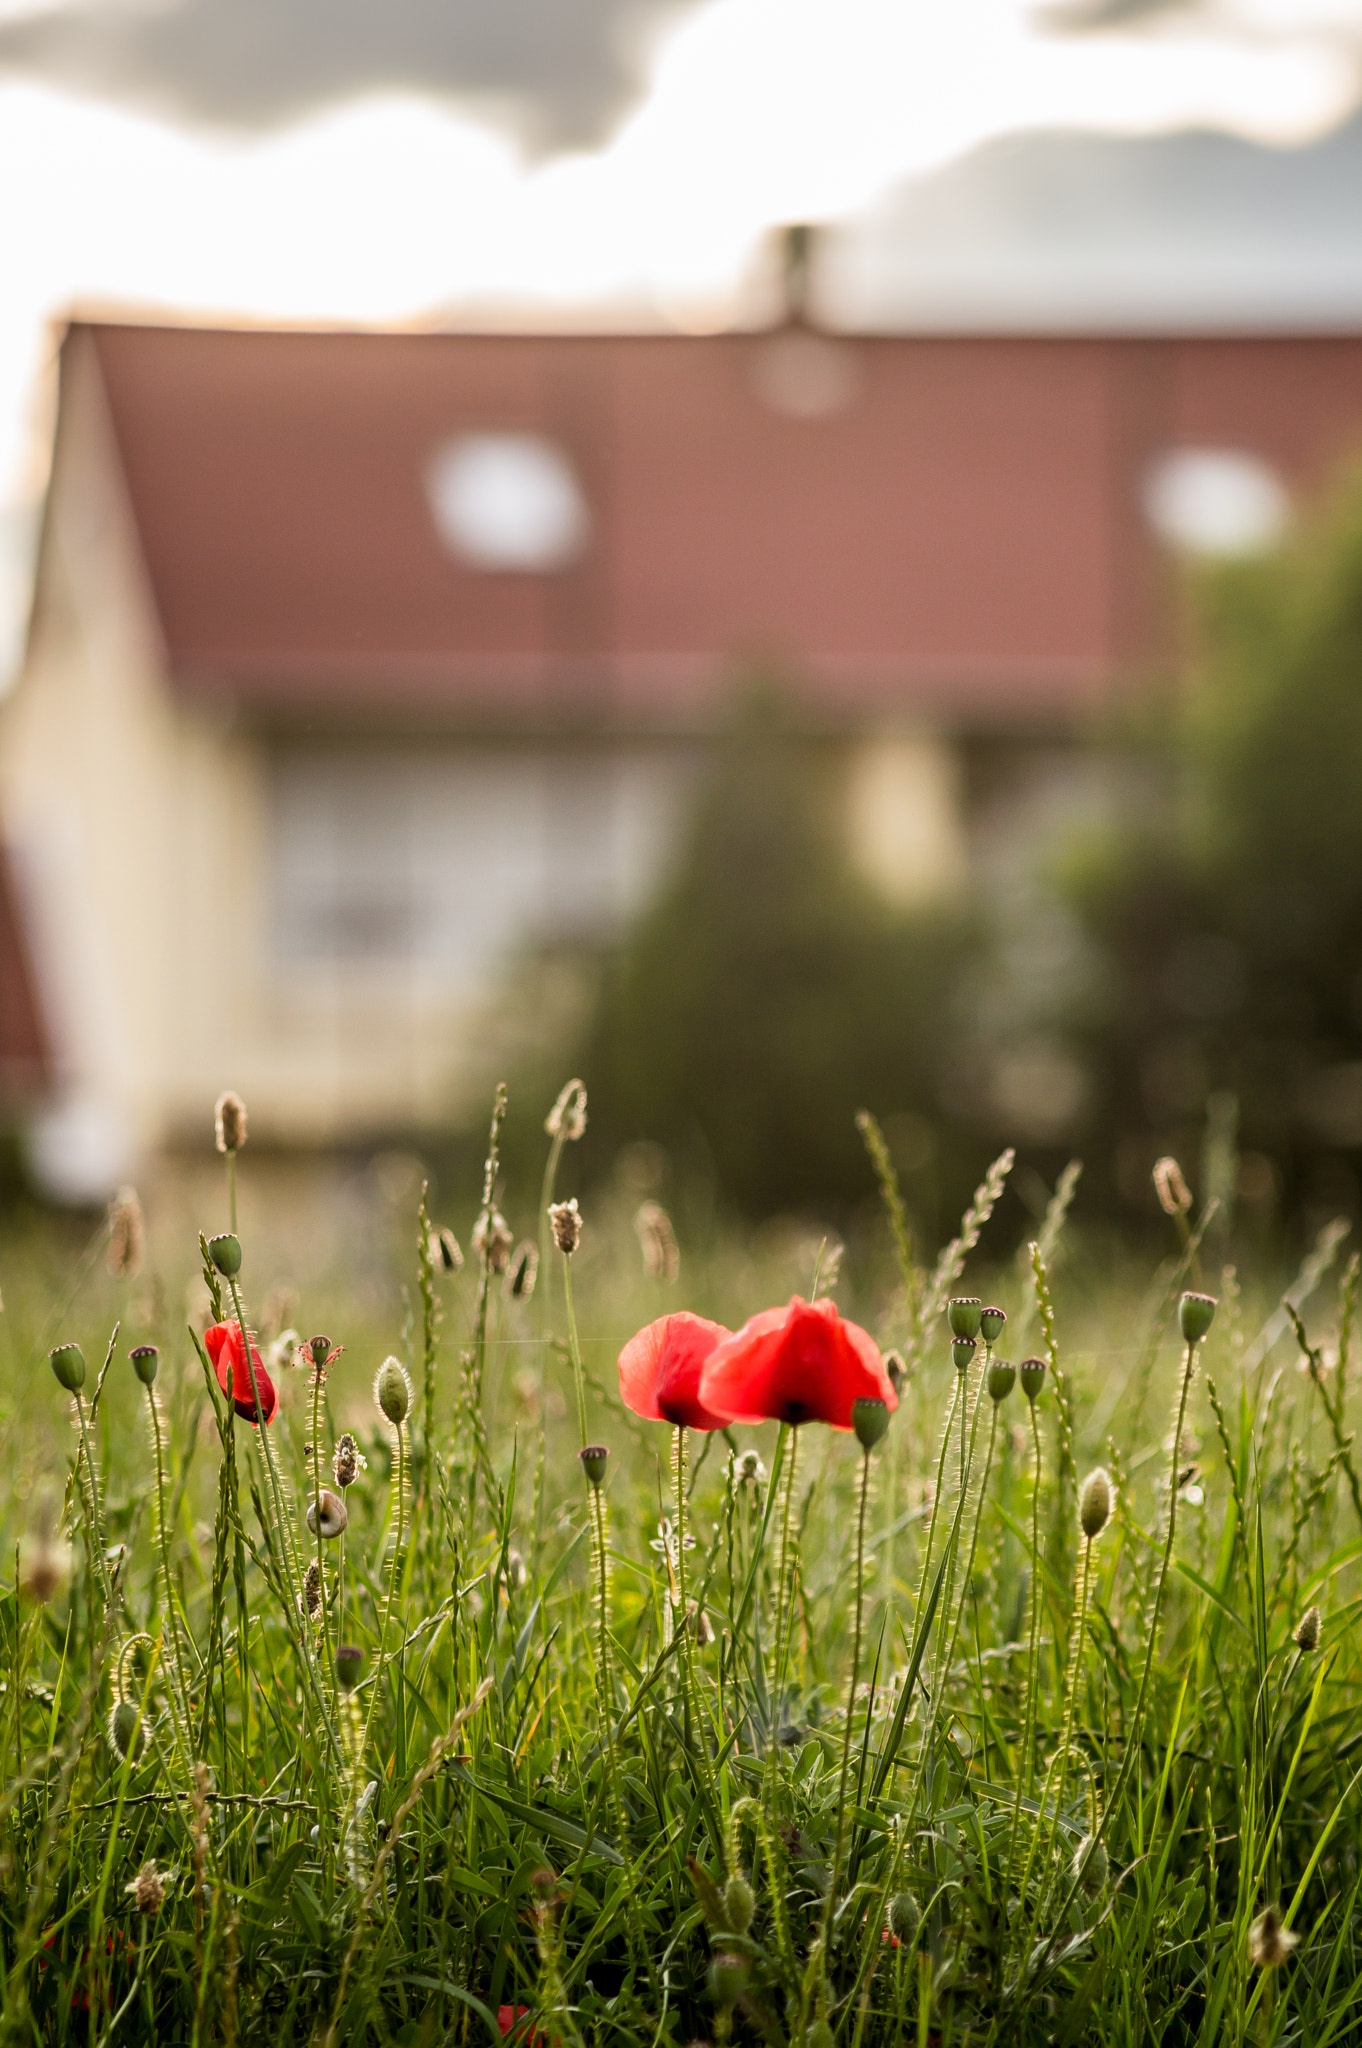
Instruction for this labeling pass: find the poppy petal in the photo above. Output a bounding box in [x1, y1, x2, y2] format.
[699, 1296, 896, 1430]
[618, 1312, 731, 1431]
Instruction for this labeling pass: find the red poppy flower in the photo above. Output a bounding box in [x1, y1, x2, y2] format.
[498, 2006, 544, 2045]
[205, 1322, 278, 1425]
[618, 1312, 732, 1431]
[699, 1296, 897, 1430]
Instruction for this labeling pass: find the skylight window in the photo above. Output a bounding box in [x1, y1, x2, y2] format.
[1142, 448, 1290, 559]
[426, 432, 589, 572]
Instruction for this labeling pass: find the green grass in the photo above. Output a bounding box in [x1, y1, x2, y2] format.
[1, 1100, 1360, 2047]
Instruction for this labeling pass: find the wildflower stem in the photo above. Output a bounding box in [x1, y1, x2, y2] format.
[1027, 1532, 1094, 1918]
[825, 1440, 872, 1949]
[360, 1418, 409, 1774]
[72, 1389, 114, 1620]
[912, 1371, 962, 1642]
[146, 1386, 194, 1760]
[673, 1425, 703, 1758]
[563, 1258, 588, 1451]
[772, 1425, 801, 1729]
[1004, 1399, 1046, 1902]
[310, 1362, 330, 1677]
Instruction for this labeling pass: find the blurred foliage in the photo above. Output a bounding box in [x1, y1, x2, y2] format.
[1056, 464, 1362, 1223]
[568, 697, 976, 1222]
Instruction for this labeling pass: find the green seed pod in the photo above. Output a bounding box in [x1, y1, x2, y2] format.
[49, 1343, 86, 1392]
[951, 1337, 977, 1373]
[986, 1358, 1016, 1403]
[1178, 1291, 1217, 1345]
[129, 1344, 159, 1387]
[888, 1890, 921, 1944]
[335, 1644, 363, 1691]
[947, 1297, 982, 1341]
[207, 1232, 242, 1278]
[308, 1334, 333, 1369]
[1072, 1835, 1109, 1892]
[852, 1396, 891, 1450]
[109, 1699, 146, 1762]
[1079, 1467, 1113, 1540]
[707, 1952, 748, 2007]
[1019, 1356, 1047, 1402]
[374, 1358, 411, 1425]
[723, 1872, 755, 1935]
[579, 1444, 609, 1486]
[979, 1305, 1007, 1345]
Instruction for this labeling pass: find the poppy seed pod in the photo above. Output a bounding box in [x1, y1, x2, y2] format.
[979, 1305, 1007, 1345]
[374, 1358, 412, 1425]
[888, 1891, 921, 1944]
[707, 1953, 748, 2007]
[723, 1872, 755, 1934]
[1179, 1291, 1217, 1345]
[549, 1199, 582, 1257]
[335, 1644, 363, 1691]
[1079, 1467, 1113, 1540]
[579, 1444, 609, 1486]
[987, 1358, 1016, 1403]
[852, 1396, 891, 1451]
[130, 1344, 159, 1387]
[308, 1334, 333, 1369]
[1019, 1356, 1048, 1402]
[207, 1232, 242, 1278]
[109, 1699, 146, 1762]
[947, 1297, 983, 1341]
[306, 1488, 348, 1539]
[49, 1342, 86, 1392]
[1294, 1605, 1321, 1653]
[1073, 1835, 1109, 1892]
[951, 1337, 977, 1373]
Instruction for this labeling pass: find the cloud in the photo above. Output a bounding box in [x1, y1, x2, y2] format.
[0, 0, 689, 150]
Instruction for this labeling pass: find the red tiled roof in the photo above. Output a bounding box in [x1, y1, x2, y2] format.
[79, 320, 1362, 728]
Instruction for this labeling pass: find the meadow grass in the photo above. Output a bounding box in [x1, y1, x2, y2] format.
[0, 1094, 1360, 2046]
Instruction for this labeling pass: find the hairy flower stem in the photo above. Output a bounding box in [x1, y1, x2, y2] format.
[310, 1365, 330, 1678]
[673, 1426, 710, 1784]
[935, 1405, 1000, 1728]
[563, 1258, 589, 1451]
[146, 1385, 194, 1761]
[226, 1151, 236, 1233]
[772, 1426, 801, 1733]
[72, 1388, 114, 1621]
[1004, 1400, 1046, 1901]
[824, 1442, 873, 1959]
[1024, 1533, 1094, 1919]
[912, 1373, 962, 1638]
[360, 1420, 409, 1765]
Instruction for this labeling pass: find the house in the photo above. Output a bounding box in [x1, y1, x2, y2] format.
[4, 310, 1362, 1200]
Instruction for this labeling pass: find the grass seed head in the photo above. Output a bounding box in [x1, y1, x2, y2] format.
[505, 1241, 539, 1299]
[130, 1863, 165, 1915]
[106, 1186, 145, 1278]
[1019, 1356, 1047, 1402]
[473, 1208, 513, 1273]
[130, 1343, 159, 1387]
[1079, 1466, 1113, 1539]
[883, 1348, 905, 1393]
[634, 1200, 680, 1282]
[302, 1561, 323, 1618]
[431, 1226, 463, 1271]
[214, 1090, 247, 1153]
[333, 1432, 363, 1488]
[549, 1199, 582, 1257]
[979, 1305, 1007, 1344]
[1153, 1156, 1193, 1216]
[1249, 1906, 1298, 1970]
[1294, 1604, 1321, 1653]
[1179, 1291, 1217, 1345]
[49, 1342, 85, 1392]
[544, 1078, 588, 1142]
[734, 1448, 765, 1486]
[948, 1297, 983, 1340]
[375, 1357, 412, 1425]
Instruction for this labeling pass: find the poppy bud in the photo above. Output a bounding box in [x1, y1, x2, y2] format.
[549, 1200, 582, 1257]
[947, 1298, 982, 1340]
[335, 1644, 363, 1691]
[49, 1343, 86, 1392]
[986, 1358, 1016, 1403]
[852, 1396, 891, 1450]
[207, 1233, 242, 1278]
[1179, 1291, 1217, 1345]
[374, 1358, 412, 1425]
[888, 1891, 921, 1944]
[951, 1337, 976, 1373]
[806, 2023, 834, 2048]
[1294, 1605, 1321, 1653]
[723, 1873, 755, 1935]
[214, 1090, 247, 1154]
[579, 1444, 609, 1486]
[707, 1953, 748, 2007]
[307, 1489, 348, 1539]
[1072, 1835, 1109, 1892]
[1079, 1467, 1113, 1540]
[109, 1699, 146, 1762]
[979, 1306, 1007, 1345]
[130, 1344, 159, 1387]
[308, 1334, 332, 1369]
[1019, 1356, 1047, 1402]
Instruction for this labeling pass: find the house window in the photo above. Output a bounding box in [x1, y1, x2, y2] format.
[1142, 448, 1289, 558]
[269, 743, 693, 989]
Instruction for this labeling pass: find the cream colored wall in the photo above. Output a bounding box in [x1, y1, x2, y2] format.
[0, 332, 486, 1195]
[845, 731, 968, 910]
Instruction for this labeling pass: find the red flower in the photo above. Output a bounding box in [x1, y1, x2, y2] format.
[205, 1322, 278, 1425]
[618, 1312, 732, 1431]
[498, 2007, 544, 2045]
[699, 1296, 897, 1431]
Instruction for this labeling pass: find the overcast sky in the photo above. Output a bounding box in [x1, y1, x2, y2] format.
[2, 0, 1362, 673]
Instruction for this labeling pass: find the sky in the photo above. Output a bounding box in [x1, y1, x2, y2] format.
[3, 0, 1362, 672]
